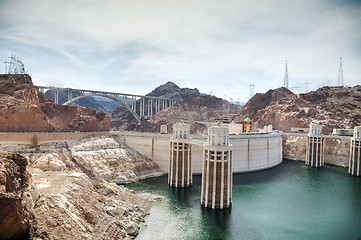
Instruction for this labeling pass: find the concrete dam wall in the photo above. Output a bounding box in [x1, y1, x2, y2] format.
[0, 131, 283, 174]
[114, 132, 283, 174]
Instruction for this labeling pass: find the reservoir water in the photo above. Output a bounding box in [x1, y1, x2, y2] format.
[126, 160, 361, 240]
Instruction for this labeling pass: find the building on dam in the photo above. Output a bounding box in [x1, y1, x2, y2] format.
[201, 123, 232, 209]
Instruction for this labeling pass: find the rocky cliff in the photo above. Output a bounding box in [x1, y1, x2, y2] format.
[0, 134, 163, 239]
[237, 86, 361, 133]
[0, 74, 111, 132]
[0, 152, 35, 239]
[112, 82, 240, 133]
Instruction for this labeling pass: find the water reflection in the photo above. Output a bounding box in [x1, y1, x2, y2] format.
[233, 160, 303, 185]
[201, 206, 232, 230]
[170, 186, 193, 207]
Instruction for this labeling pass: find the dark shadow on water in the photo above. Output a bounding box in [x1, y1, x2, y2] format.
[201, 206, 232, 230]
[138, 160, 304, 188]
[170, 185, 193, 207]
[322, 164, 349, 177]
[232, 159, 304, 186]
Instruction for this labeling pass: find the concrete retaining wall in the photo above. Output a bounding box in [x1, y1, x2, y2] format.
[0, 132, 108, 145]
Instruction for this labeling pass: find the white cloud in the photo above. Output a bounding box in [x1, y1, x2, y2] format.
[0, 0, 360, 101]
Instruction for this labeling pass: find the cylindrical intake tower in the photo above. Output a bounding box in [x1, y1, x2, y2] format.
[349, 126, 361, 176]
[201, 124, 232, 209]
[168, 122, 192, 187]
[306, 124, 324, 168]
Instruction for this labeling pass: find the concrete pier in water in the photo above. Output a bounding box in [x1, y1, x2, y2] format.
[306, 124, 324, 168]
[349, 126, 361, 176]
[168, 122, 192, 187]
[201, 124, 232, 209]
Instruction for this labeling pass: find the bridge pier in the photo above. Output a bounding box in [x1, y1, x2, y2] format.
[150, 99, 153, 116]
[54, 88, 59, 104]
[201, 123, 232, 209]
[169, 122, 192, 187]
[349, 126, 361, 176]
[67, 90, 72, 102]
[306, 124, 324, 168]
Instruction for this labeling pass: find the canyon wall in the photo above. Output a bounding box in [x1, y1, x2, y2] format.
[0, 74, 110, 132]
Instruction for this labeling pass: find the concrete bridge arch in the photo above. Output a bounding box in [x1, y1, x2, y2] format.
[37, 86, 177, 124]
[63, 94, 141, 123]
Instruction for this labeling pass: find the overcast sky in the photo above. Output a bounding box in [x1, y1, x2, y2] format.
[0, 0, 360, 102]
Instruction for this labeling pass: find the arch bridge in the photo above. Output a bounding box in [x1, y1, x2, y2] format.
[36, 86, 177, 123]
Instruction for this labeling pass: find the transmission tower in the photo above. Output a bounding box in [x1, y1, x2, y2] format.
[249, 82, 255, 99]
[283, 60, 289, 89]
[3, 54, 26, 74]
[337, 57, 344, 86]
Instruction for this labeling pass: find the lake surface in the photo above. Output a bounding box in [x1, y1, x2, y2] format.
[126, 160, 361, 240]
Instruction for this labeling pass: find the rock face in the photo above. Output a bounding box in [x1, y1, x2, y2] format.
[29, 170, 160, 239]
[0, 74, 111, 132]
[23, 135, 163, 184]
[146, 81, 181, 99]
[0, 152, 35, 239]
[0, 134, 164, 239]
[237, 86, 361, 133]
[112, 81, 240, 133]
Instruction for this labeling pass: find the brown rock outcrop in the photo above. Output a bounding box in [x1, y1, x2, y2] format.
[112, 81, 240, 133]
[0, 152, 33, 239]
[237, 85, 361, 133]
[0, 74, 111, 132]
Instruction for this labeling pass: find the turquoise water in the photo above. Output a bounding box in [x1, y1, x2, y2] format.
[126, 161, 361, 240]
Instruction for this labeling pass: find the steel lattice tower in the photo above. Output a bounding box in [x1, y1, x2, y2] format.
[338, 57, 344, 86]
[249, 82, 255, 99]
[283, 60, 289, 89]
